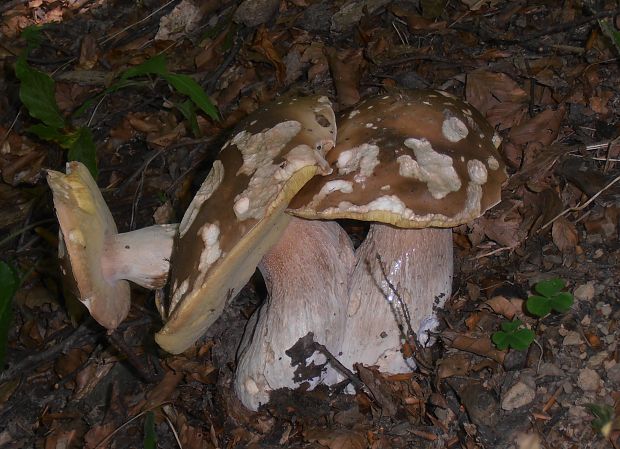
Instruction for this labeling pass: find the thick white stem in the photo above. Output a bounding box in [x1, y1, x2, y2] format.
[101, 224, 178, 289]
[341, 224, 453, 373]
[235, 217, 355, 410]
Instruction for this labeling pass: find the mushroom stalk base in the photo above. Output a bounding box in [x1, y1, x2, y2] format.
[235, 217, 355, 410]
[101, 224, 178, 290]
[342, 224, 453, 373]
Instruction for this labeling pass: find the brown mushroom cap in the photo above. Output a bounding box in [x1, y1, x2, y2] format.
[155, 95, 337, 354]
[288, 90, 506, 227]
[48, 162, 130, 329]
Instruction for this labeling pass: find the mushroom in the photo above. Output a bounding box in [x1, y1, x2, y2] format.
[155, 95, 337, 354]
[47, 161, 177, 329]
[288, 89, 507, 373]
[234, 216, 355, 410]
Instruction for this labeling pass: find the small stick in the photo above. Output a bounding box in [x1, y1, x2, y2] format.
[310, 340, 366, 392]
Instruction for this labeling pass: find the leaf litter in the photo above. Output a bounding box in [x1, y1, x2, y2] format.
[0, 0, 619, 448]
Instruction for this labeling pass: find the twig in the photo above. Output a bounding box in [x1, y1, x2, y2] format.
[99, 0, 177, 46]
[0, 0, 28, 14]
[539, 173, 620, 231]
[107, 330, 162, 383]
[204, 29, 246, 94]
[0, 219, 55, 249]
[310, 340, 366, 392]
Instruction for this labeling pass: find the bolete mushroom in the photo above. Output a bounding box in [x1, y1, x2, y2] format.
[234, 216, 355, 410]
[47, 161, 178, 329]
[288, 89, 506, 373]
[155, 95, 337, 354]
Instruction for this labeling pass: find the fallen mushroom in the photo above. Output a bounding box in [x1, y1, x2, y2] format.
[288, 89, 506, 373]
[155, 95, 337, 354]
[47, 161, 177, 330]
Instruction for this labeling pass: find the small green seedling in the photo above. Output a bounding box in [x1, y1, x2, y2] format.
[526, 278, 574, 317]
[491, 319, 535, 351]
[143, 411, 157, 449]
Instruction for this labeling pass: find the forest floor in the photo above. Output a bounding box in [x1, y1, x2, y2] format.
[0, 0, 619, 448]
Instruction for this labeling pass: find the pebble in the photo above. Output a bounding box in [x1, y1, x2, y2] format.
[574, 282, 595, 301]
[587, 351, 608, 368]
[562, 331, 582, 346]
[538, 362, 563, 378]
[233, 0, 280, 27]
[501, 381, 536, 411]
[599, 303, 612, 317]
[577, 368, 601, 391]
[607, 363, 620, 384]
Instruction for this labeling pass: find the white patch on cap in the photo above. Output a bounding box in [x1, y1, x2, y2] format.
[487, 156, 500, 170]
[233, 196, 250, 216]
[400, 138, 461, 199]
[381, 185, 391, 191]
[348, 110, 360, 119]
[231, 120, 333, 221]
[179, 160, 225, 238]
[233, 121, 302, 176]
[442, 116, 469, 143]
[337, 143, 380, 183]
[307, 180, 353, 208]
[467, 159, 488, 185]
[198, 223, 222, 272]
[492, 132, 502, 148]
[68, 229, 85, 246]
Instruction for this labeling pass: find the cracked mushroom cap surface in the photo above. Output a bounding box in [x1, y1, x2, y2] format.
[288, 90, 506, 227]
[156, 95, 337, 354]
[47, 162, 130, 330]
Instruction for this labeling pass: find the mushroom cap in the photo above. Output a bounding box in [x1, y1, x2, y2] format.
[155, 95, 337, 354]
[47, 162, 130, 329]
[288, 90, 506, 228]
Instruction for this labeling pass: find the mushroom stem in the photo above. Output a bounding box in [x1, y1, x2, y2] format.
[101, 224, 178, 290]
[235, 216, 355, 410]
[341, 224, 453, 373]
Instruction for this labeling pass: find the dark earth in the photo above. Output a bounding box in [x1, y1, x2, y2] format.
[0, 0, 619, 448]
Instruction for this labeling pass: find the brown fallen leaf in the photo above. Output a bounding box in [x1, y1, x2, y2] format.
[437, 353, 473, 379]
[251, 27, 287, 85]
[304, 427, 368, 449]
[484, 295, 520, 320]
[466, 70, 529, 130]
[442, 331, 506, 364]
[552, 216, 579, 253]
[79, 34, 99, 70]
[132, 371, 183, 414]
[327, 47, 364, 107]
[509, 106, 566, 147]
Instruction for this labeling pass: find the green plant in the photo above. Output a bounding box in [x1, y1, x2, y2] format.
[526, 278, 574, 317]
[491, 319, 535, 351]
[492, 278, 574, 351]
[0, 261, 20, 369]
[586, 403, 616, 438]
[599, 18, 620, 55]
[14, 28, 219, 178]
[143, 410, 157, 449]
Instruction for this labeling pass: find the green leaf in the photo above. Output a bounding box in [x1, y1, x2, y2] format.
[492, 319, 535, 351]
[534, 278, 565, 297]
[175, 99, 201, 137]
[549, 292, 574, 313]
[14, 57, 65, 129]
[585, 403, 615, 434]
[0, 261, 20, 368]
[526, 295, 553, 317]
[28, 123, 67, 141]
[20, 25, 44, 52]
[161, 73, 219, 120]
[120, 54, 168, 80]
[143, 411, 157, 449]
[67, 127, 97, 178]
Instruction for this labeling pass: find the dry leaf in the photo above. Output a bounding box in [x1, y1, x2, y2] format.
[327, 47, 364, 107]
[78, 34, 99, 70]
[252, 27, 287, 85]
[484, 296, 520, 320]
[466, 70, 529, 130]
[437, 353, 473, 379]
[443, 331, 505, 364]
[155, 0, 203, 41]
[552, 216, 579, 252]
[304, 428, 368, 449]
